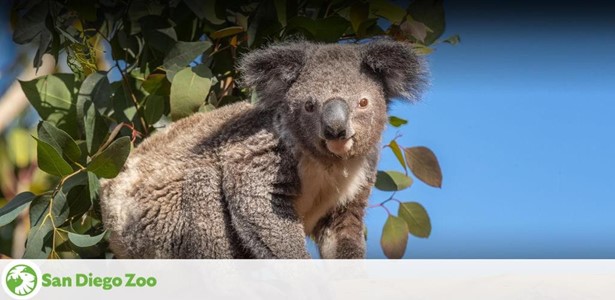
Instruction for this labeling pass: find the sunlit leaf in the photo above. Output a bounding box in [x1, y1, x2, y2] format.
[68, 231, 107, 248]
[170, 64, 213, 120]
[19, 74, 78, 136]
[388, 116, 408, 127]
[375, 170, 413, 191]
[381, 215, 408, 259]
[210, 26, 243, 39]
[163, 41, 212, 81]
[142, 74, 171, 96]
[389, 140, 406, 171]
[78, 72, 112, 115]
[398, 202, 431, 238]
[405, 146, 443, 188]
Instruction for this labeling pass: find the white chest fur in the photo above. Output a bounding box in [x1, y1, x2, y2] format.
[294, 155, 368, 235]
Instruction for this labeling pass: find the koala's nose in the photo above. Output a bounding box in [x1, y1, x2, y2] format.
[322, 98, 350, 140]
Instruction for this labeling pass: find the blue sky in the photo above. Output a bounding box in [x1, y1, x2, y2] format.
[2, 1, 614, 258]
[360, 1, 615, 258]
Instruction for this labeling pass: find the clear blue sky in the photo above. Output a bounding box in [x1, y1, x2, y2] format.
[2, 1, 614, 258]
[360, 0, 615, 258]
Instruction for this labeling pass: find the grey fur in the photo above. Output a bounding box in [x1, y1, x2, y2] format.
[99, 40, 428, 259]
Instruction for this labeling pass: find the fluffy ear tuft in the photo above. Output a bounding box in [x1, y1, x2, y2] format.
[238, 42, 309, 103]
[361, 40, 428, 102]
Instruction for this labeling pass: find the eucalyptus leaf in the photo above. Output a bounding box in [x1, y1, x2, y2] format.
[87, 137, 131, 179]
[388, 140, 406, 171]
[388, 116, 408, 127]
[381, 215, 408, 259]
[0, 192, 36, 227]
[375, 170, 413, 191]
[170, 64, 212, 120]
[37, 121, 81, 162]
[68, 231, 107, 248]
[405, 146, 443, 188]
[398, 202, 431, 238]
[163, 41, 212, 81]
[19, 74, 78, 136]
[34, 137, 74, 177]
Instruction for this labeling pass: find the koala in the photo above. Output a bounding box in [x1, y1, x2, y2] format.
[99, 39, 427, 259]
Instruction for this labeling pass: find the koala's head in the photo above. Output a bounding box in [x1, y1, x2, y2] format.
[239, 40, 427, 161]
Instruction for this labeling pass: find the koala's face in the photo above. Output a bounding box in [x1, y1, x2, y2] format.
[239, 40, 427, 161]
[284, 47, 388, 160]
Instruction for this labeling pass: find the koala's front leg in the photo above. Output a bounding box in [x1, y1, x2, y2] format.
[313, 186, 370, 259]
[223, 156, 310, 259]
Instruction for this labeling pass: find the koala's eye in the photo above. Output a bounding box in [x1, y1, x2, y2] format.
[359, 98, 369, 108]
[305, 100, 315, 112]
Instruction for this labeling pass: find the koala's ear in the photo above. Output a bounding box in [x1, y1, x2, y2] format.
[238, 43, 308, 102]
[361, 40, 428, 102]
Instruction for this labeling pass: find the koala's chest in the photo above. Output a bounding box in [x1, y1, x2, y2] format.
[294, 156, 367, 235]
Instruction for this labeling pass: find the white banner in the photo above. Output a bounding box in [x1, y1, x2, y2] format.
[1, 260, 613, 299]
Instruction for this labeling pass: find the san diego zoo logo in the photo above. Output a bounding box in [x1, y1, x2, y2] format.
[2, 261, 42, 299]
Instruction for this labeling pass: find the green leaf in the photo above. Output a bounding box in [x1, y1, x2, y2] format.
[68, 231, 107, 248]
[398, 202, 431, 238]
[87, 137, 131, 179]
[404, 146, 443, 188]
[400, 17, 432, 43]
[142, 74, 171, 96]
[78, 72, 112, 115]
[20, 74, 78, 136]
[370, 0, 406, 24]
[287, 16, 350, 43]
[163, 41, 212, 81]
[408, 0, 446, 45]
[381, 215, 408, 259]
[34, 137, 74, 177]
[23, 218, 53, 258]
[170, 64, 213, 120]
[25, 190, 72, 259]
[388, 116, 408, 127]
[65, 185, 92, 220]
[0, 192, 36, 227]
[349, 2, 369, 33]
[273, 0, 287, 26]
[184, 0, 225, 24]
[87, 171, 100, 204]
[375, 170, 413, 191]
[388, 140, 406, 171]
[37, 121, 81, 162]
[443, 34, 461, 45]
[144, 95, 165, 125]
[78, 99, 109, 155]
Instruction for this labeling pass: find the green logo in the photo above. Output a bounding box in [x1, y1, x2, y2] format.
[2, 261, 42, 299]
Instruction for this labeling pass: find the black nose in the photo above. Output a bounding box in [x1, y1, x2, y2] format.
[322, 98, 349, 140]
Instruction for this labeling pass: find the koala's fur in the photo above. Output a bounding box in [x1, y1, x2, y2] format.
[99, 40, 427, 259]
